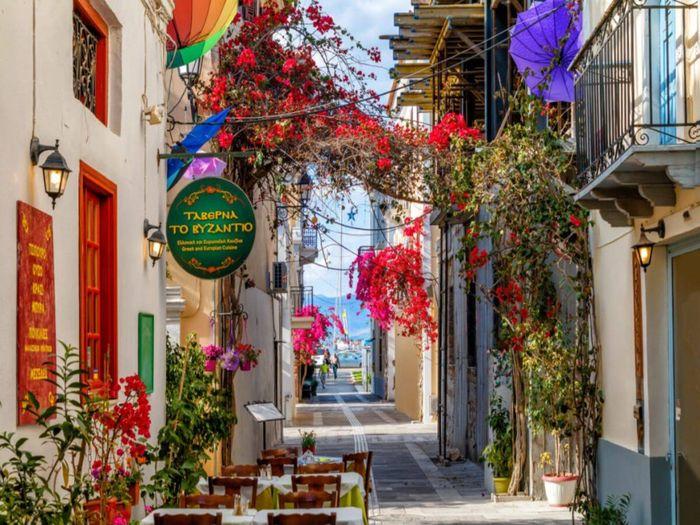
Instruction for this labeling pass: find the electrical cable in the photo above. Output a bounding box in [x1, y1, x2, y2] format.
[170, 3, 565, 126]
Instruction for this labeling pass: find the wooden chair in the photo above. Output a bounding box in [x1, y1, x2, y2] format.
[266, 513, 336, 525]
[278, 490, 337, 509]
[297, 462, 344, 474]
[178, 494, 235, 509]
[154, 514, 222, 525]
[207, 476, 258, 509]
[343, 451, 373, 508]
[221, 464, 260, 477]
[261, 446, 299, 458]
[291, 475, 341, 506]
[258, 456, 297, 476]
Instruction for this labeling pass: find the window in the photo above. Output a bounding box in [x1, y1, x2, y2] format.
[80, 162, 117, 383]
[73, 0, 108, 123]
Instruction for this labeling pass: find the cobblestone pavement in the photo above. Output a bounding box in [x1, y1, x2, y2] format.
[286, 370, 577, 525]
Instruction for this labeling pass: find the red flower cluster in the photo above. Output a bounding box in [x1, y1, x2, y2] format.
[428, 113, 481, 151]
[349, 218, 437, 342]
[465, 246, 488, 280]
[292, 305, 342, 365]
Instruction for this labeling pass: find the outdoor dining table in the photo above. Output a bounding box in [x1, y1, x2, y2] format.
[197, 476, 278, 509]
[252, 507, 363, 525]
[141, 508, 256, 524]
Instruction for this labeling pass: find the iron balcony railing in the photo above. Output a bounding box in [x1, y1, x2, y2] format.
[572, 0, 699, 186]
[290, 286, 314, 313]
[301, 227, 317, 250]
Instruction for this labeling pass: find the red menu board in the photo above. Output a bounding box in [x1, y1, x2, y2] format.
[17, 201, 56, 425]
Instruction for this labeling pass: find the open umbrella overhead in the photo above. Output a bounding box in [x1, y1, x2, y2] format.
[166, 107, 231, 190]
[166, 0, 238, 68]
[509, 0, 581, 103]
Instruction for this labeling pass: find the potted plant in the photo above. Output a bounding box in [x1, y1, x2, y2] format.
[202, 344, 224, 372]
[299, 430, 317, 454]
[84, 374, 151, 523]
[524, 324, 579, 506]
[482, 396, 512, 494]
[236, 343, 261, 371]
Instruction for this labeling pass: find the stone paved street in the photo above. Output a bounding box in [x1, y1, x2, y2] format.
[286, 370, 577, 524]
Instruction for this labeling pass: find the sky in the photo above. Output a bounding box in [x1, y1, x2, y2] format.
[301, 0, 404, 299]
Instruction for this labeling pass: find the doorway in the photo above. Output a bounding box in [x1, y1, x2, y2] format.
[670, 244, 700, 523]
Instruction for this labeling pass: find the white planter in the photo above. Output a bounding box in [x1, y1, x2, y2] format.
[542, 474, 578, 507]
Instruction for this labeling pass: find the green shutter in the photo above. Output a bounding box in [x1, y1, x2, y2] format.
[138, 312, 155, 393]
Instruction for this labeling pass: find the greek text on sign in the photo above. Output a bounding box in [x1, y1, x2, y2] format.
[167, 177, 256, 279]
[17, 201, 57, 425]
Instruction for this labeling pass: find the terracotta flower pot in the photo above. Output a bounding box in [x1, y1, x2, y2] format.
[493, 476, 510, 495]
[84, 498, 132, 524]
[205, 358, 217, 372]
[542, 473, 578, 507]
[128, 481, 140, 505]
[302, 445, 316, 455]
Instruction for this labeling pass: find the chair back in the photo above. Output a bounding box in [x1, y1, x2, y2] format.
[291, 475, 341, 506]
[154, 514, 223, 525]
[278, 490, 337, 509]
[178, 494, 235, 509]
[258, 456, 297, 476]
[261, 446, 299, 458]
[207, 476, 258, 509]
[342, 451, 372, 494]
[297, 463, 344, 474]
[221, 464, 259, 477]
[266, 512, 337, 525]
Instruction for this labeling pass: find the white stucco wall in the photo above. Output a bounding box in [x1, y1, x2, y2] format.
[0, 0, 168, 447]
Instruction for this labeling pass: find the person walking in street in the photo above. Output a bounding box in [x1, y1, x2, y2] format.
[319, 350, 330, 389]
[330, 353, 339, 380]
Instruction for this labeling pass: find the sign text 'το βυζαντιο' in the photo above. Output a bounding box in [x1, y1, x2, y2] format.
[167, 177, 256, 280]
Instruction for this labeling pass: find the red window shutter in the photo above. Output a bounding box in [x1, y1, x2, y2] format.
[79, 163, 117, 385]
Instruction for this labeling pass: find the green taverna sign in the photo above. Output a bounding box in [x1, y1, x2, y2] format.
[167, 177, 256, 280]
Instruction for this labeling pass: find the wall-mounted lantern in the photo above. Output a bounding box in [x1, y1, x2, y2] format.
[633, 219, 665, 271]
[144, 220, 167, 266]
[30, 138, 71, 209]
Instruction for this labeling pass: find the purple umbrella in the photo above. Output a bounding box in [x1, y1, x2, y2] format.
[509, 0, 581, 103]
[182, 153, 227, 180]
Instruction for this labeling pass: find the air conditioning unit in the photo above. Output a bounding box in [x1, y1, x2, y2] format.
[270, 262, 287, 293]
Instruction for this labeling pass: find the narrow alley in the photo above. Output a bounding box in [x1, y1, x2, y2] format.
[287, 370, 575, 525]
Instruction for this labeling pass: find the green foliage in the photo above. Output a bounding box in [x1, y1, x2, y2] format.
[481, 396, 513, 478]
[0, 342, 91, 524]
[580, 494, 631, 525]
[144, 335, 235, 506]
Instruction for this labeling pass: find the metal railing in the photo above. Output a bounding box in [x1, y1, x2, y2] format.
[290, 286, 314, 313]
[572, 0, 699, 186]
[301, 227, 317, 250]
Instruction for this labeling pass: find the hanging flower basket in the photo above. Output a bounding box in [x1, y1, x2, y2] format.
[239, 360, 252, 371]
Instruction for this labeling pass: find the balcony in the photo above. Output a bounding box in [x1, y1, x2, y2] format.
[290, 285, 314, 313]
[292, 225, 319, 264]
[572, 0, 700, 226]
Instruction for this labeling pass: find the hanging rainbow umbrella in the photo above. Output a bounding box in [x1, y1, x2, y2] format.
[166, 0, 239, 69]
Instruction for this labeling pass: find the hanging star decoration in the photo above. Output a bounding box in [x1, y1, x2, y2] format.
[347, 206, 358, 222]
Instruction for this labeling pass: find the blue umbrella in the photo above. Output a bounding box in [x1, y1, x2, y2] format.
[509, 0, 581, 103]
[167, 107, 231, 190]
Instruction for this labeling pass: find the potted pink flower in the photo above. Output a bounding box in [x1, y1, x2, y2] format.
[202, 344, 224, 372]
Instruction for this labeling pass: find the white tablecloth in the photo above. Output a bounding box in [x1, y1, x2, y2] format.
[275, 472, 365, 497]
[198, 476, 277, 495]
[141, 508, 255, 524]
[252, 508, 362, 525]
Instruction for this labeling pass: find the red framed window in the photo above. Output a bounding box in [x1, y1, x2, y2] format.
[73, 0, 108, 124]
[79, 162, 117, 383]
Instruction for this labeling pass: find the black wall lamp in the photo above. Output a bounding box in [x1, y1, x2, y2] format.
[30, 138, 71, 208]
[633, 219, 665, 271]
[144, 220, 167, 266]
[178, 58, 202, 122]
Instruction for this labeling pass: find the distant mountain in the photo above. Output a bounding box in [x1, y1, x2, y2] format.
[314, 294, 371, 341]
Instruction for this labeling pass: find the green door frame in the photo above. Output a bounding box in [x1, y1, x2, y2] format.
[666, 237, 700, 525]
